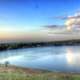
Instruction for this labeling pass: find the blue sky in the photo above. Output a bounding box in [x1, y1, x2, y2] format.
[0, 0, 80, 31]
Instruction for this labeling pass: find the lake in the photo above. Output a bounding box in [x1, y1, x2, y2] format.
[0, 46, 80, 73]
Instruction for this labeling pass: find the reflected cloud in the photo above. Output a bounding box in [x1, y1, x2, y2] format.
[0, 55, 22, 64]
[66, 48, 74, 65]
[66, 47, 80, 67]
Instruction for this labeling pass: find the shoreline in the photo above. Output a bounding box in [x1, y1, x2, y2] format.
[0, 39, 80, 51]
[0, 65, 80, 80]
[0, 64, 80, 75]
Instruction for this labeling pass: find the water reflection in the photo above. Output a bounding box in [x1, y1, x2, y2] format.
[0, 46, 80, 72]
[66, 48, 74, 65]
[66, 47, 80, 67]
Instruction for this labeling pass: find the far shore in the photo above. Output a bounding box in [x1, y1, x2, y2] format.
[0, 39, 80, 51]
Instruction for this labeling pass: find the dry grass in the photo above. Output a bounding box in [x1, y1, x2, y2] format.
[0, 65, 80, 80]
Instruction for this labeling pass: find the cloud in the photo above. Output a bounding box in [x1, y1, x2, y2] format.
[44, 11, 80, 31]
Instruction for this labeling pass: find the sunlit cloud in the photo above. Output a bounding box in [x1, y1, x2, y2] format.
[44, 11, 80, 31]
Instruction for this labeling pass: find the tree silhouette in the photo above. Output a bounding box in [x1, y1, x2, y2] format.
[4, 61, 9, 67]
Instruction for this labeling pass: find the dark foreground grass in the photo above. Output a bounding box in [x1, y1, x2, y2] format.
[0, 65, 80, 80]
[1, 72, 80, 80]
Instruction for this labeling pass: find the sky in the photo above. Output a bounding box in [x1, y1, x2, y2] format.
[0, 0, 80, 42]
[0, 0, 80, 31]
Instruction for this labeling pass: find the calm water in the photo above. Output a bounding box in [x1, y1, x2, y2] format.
[0, 46, 80, 73]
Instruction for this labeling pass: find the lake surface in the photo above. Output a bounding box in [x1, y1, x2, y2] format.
[0, 46, 80, 73]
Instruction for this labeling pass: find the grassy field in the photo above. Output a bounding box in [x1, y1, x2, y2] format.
[0, 65, 80, 80]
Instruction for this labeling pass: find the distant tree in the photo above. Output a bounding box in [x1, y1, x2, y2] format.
[4, 61, 9, 67]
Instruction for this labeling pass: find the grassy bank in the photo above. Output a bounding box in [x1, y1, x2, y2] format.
[0, 65, 80, 80]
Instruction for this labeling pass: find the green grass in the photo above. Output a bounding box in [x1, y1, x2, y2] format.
[0, 72, 80, 80]
[0, 65, 80, 80]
